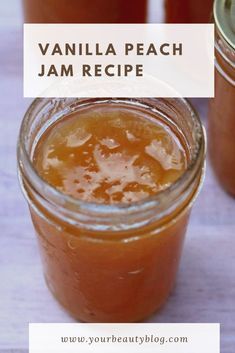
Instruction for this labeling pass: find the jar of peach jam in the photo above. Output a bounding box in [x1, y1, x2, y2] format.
[22, 0, 147, 23]
[165, 0, 213, 23]
[18, 98, 205, 322]
[208, 0, 235, 196]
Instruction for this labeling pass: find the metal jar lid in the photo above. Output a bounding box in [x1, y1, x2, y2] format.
[214, 0, 235, 50]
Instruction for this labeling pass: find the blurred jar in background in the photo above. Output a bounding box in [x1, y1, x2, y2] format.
[165, 0, 213, 23]
[208, 0, 235, 196]
[22, 0, 147, 23]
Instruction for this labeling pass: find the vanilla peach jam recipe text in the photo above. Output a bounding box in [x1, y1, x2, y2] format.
[37, 42, 183, 77]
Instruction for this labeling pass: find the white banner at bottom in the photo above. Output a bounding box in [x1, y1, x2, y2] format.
[29, 323, 220, 353]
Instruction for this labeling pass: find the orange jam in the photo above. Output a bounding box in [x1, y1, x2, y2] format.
[18, 98, 205, 322]
[33, 106, 187, 204]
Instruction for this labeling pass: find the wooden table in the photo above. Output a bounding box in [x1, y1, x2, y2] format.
[0, 1, 234, 352]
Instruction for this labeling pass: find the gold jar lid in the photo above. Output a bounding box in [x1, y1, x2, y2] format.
[214, 0, 235, 49]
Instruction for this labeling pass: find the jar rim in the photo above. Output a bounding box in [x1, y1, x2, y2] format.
[214, 0, 235, 52]
[214, 1, 235, 71]
[17, 97, 205, 230]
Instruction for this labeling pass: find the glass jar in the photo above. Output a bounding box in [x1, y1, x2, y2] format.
[17, 98, 205, 323]
[208, 0, 235, 196]
[22, 0, 147, 23]
[165, 0, 213, 23]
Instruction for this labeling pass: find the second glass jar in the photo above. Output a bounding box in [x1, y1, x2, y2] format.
[165, 0, 213, 23]
[22, 0, 147, 23]
[208, 0, 235, 196]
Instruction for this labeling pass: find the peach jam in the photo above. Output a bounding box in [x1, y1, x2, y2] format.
[33, 106, 187, 204]
[18, 98, 205, 322]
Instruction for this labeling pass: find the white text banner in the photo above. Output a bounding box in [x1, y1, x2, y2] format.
[24, 24, 214, 98]
[29, 323, 220, 353]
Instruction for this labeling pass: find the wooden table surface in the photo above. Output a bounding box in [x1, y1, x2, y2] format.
[0, 1, 234, 352]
